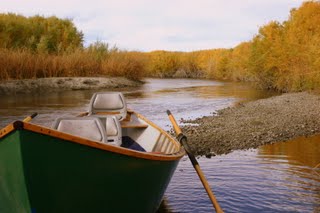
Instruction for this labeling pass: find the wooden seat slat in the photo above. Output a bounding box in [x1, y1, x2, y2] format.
[121, 121, 148, 128]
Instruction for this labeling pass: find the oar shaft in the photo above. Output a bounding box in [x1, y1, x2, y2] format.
[180, 137, 223, 213]
[23, 113, 38, 123]
[167, 111, 182, 135]
[167, 110, 224, 213]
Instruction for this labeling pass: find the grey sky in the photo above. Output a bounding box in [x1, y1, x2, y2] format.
[1, 0, 305, 51]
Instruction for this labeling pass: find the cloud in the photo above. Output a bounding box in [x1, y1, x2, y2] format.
[1, 0, 305, 51]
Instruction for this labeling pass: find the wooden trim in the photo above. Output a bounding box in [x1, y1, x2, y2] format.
[120, 121, 148, 128]
[135, 112, 181, 151]
[167, 143, 174, 153]
[23, 122, 185, 161]
[156, 133, 162, 144]
[77, 112, 89, 117]
[127, 109, 134, 113]
[95, 111, 120, 115]
[162, 139, 171, 153]
[152, 133, 163, 152]
[121, 111, 149, 128]
[123, 110, 133, 122]
[121, 124, 148, 128]
[0, 123, 15, 139]
[157, 137, 165, 152]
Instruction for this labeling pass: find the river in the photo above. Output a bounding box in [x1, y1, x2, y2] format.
[0, 78, 319, 212]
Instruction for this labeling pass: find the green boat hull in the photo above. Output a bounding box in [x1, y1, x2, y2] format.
[0, 127, 181, 213]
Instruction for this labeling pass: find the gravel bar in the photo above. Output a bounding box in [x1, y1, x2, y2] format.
[181, 92, 320, 157]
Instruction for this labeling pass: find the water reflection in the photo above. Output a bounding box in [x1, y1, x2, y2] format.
[259, 135, 320, 168]
[182, 83, 279, 102]
[258, 136, 320, 213]
[0, 78, 318, 212]
[163, 136, 320, 212]
[0, 78, 277, 128]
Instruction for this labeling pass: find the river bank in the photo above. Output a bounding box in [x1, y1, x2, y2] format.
[0, 77, 143, 95]
[181, 92, 320, 157]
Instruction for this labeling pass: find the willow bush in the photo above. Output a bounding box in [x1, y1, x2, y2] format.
[0, 13, 83, 54]
[144, 1, 320, 91]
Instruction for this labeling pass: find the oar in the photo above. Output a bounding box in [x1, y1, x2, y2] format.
[23, 113, 38, 122]
[167, 110, 224, 213]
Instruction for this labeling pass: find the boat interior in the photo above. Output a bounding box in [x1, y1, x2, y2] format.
[52, 92, 180, 154]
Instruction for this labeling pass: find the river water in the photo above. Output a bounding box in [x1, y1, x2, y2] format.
[0, 78, 319, 212]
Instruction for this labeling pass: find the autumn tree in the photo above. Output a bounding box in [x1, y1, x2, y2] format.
[0, 13, 83, 54]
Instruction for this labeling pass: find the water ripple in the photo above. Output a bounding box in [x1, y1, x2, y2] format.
[0, 78, 319, 212]
[163, 147, 320, 212]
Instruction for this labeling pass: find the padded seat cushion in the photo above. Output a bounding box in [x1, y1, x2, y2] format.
[53, 118, 105, 142]
[106, 117, 118, 136]
[93, 93, 124, 110]
[88, 92, 127, 121]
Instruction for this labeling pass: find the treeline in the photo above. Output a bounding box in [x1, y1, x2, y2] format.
[0, 14, 145, 80]
[1, 1, 320, 91]
[229, 0, 320, 91]
[143, 1, 320, 91]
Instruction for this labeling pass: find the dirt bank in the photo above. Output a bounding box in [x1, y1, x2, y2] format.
[0, 77, 142, 95]
[181, 92, 320, 157]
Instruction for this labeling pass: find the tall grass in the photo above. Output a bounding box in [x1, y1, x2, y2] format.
[144, 51, 203, 78]
[101, 51, 146, 80]
[0, 48, 145, 81]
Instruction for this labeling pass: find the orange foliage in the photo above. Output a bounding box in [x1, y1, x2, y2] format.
[1, 1, 320, 91]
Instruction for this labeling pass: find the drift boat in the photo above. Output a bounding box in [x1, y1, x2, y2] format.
[0, 92, 185, 213]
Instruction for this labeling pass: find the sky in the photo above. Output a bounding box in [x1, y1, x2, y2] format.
[1, 0, 306, 52]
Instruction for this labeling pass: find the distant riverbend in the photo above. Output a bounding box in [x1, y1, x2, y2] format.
[0, 77, 143, 95]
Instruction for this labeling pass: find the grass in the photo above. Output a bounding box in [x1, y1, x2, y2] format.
[0, 48, 145, 81]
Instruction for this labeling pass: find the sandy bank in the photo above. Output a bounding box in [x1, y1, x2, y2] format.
[0, 77, 142, 95]
[181, 92, 320, 157]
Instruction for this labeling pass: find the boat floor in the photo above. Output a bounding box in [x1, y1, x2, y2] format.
[121, 136, 146, 152]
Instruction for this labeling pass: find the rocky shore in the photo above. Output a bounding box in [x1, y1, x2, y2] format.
[0, 77, 142, 95]
[182, 92, 320, 157]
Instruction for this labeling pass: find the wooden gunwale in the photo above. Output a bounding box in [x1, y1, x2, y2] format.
[0, 112, 185, 161]
[23, 122, 184, 161]
[0, 123, 15, 139]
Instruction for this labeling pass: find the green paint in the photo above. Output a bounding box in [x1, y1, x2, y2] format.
[0, 129, 180, 213]
[0, 131, 31, 213]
